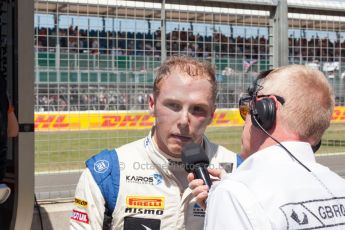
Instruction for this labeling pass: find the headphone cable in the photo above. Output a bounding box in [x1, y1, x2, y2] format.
[252, 115, 311, 172]
[253, 115, 343, 200]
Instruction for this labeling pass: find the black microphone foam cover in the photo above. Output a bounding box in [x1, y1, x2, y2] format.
[181, 143, 209, 173]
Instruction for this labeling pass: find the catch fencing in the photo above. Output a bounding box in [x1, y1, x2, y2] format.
[34, 0, 345, 201]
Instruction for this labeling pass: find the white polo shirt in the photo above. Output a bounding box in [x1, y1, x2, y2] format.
[205, 142, 345, 230]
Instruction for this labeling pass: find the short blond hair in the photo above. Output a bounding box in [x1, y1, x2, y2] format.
[258, 65, 334, 142]
[153, 56, 217, 102]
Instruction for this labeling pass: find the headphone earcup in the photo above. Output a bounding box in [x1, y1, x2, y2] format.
[251, 98, 276, 130]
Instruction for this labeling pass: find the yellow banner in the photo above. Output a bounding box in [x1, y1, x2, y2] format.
[34, 107, 345, 132]
[332, 106, 345, 122]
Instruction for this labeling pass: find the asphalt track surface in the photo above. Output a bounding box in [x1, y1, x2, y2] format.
[35, 154, 345, 201]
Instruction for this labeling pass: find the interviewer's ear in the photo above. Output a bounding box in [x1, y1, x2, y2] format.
[269, 95, 282, 109]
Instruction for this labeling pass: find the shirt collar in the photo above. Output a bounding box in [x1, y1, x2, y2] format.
[240, 141, 316, 170]
[263, 141, 315, 162]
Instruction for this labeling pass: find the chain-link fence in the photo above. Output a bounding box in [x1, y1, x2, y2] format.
[34, 0, 345, 201]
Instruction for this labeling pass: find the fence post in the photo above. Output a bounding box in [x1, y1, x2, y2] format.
[270, 0, 288, 68]
[161, 0, 166, 63]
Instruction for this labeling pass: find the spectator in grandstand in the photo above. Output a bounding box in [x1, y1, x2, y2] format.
[91, 38, 99, 55]
[35, 24, 345, 63]
[70, 56, 239, 229]
[137, 92, 146, 110]
[201, 65, 345, 229]
[118, 94, 127, 110]
[98, 93, 108, 110]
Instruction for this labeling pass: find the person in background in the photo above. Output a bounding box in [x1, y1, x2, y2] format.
[204, 65, 345, 229]
[0, 94, 18, 204]
[7, 99, 19, 138]
[70, 56, 239, 230]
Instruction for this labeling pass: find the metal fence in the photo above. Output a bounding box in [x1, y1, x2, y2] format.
[34, 0, 345, 201]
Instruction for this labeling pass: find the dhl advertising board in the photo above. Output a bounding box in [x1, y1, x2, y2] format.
[34, 107, 345, 132]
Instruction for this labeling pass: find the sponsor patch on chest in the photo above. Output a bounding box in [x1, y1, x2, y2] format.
[125, 207, 164, 216]
[71, 209, 89, 224]
[192, 203, 205, 217]
[74, 198, 88, 208]
[126, 196, 165, 209]
[125, 173, 163, 185]
[124, 217, 161, 230]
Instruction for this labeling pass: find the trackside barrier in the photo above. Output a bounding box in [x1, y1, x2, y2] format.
[34, 107, 345, 132]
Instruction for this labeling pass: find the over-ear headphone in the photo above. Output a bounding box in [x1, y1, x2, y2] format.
[248, 75, 277, 131]
[246, 72, 311, 172]
[251, 97, 276, 130]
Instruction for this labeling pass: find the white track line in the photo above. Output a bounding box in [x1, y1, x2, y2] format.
[315, 152, 345, 157]
[35, 169, 84, 175]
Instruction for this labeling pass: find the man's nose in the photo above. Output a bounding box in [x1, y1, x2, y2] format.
[177, 110, 189, 128]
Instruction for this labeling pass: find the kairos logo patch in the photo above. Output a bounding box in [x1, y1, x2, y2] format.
[126, 173, 163, 185]
[152, 173, 163, 185]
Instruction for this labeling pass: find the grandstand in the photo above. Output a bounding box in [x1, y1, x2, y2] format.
[33, 0, 345, 207]
[34, 0, 345, 113]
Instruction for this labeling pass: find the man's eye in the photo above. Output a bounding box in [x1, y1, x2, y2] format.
[167, 103, 181, 111]
[193, 106, 207, 115]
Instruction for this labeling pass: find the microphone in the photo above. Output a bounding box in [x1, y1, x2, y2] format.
[181, 143, 212, 188]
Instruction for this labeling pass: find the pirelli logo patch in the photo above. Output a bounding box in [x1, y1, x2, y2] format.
[126, 196, 165, 209]
[280, 197, 345, 229]
[74, 198, 88, 208]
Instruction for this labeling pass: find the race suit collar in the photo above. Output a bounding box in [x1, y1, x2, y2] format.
[144, 127, 208, 185]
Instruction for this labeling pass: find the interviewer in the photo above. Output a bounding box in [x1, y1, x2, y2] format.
[203, 65, 345, 229]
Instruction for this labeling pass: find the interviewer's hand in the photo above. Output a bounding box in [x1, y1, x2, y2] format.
[187, 168, 224, 209]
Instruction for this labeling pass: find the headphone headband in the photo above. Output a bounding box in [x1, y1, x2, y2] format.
[249, 70, 277, 130]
